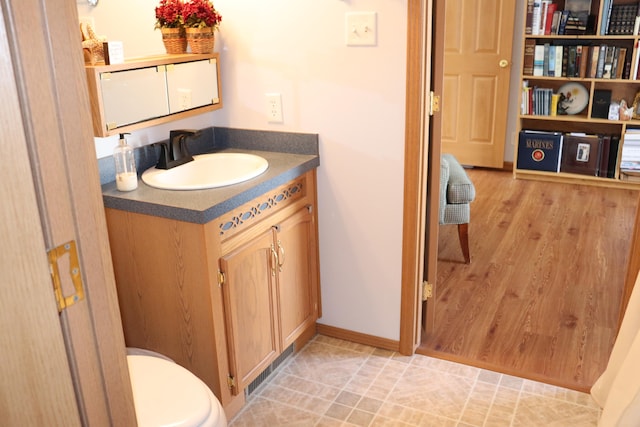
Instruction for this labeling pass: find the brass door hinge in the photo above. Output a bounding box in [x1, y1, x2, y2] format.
[217, 270, 225, 287]
[429, 91, 440, 116]
[48, 240, 85, 313]
[227, 375, 236, 390]
[422, 281, 433, 301]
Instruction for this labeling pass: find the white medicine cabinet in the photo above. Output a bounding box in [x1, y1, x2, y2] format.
[85, 53, 222, 137]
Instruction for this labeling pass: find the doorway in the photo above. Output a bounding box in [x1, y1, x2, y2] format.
[400, 2, 640, 392]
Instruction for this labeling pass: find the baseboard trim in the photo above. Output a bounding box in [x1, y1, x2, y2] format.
[316, 323, 400, 352]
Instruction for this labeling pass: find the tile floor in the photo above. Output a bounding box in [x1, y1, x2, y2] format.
[229, 335, 601, 427]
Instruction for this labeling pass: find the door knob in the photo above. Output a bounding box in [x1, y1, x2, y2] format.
[499, 59, 509, 68]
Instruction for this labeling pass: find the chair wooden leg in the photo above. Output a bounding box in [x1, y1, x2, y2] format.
[457, 223, 470, 264]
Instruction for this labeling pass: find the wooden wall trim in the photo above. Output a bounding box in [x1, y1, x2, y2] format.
[399, 0, 430, 356]
[317, 324, 400, 353]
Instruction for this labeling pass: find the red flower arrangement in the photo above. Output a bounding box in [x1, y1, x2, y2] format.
[183, 0, 222, 29]
[155, 0, 184, 29]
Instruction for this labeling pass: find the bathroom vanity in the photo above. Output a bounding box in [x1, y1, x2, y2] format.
[102, 134, 320, 417]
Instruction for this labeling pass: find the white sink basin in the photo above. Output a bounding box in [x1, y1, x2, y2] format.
[142, 152, 269, 190]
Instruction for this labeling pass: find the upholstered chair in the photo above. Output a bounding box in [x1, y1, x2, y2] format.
[440, 154, 476, 263]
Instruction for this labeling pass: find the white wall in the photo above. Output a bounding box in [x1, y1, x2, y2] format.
[79, 0, 408, 340]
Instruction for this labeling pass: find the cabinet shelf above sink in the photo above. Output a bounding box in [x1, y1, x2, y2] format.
[85, 53, 222, 137]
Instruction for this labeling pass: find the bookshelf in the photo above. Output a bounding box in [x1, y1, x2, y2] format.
[515, 0, 640, 189]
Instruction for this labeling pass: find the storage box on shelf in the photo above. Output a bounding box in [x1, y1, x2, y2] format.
[515, 0, 640, 189]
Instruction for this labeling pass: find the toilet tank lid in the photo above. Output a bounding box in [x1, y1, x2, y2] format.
[127, 355, 212, 427]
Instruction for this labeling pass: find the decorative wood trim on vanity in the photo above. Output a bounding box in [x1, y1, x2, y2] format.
[217, 175, 307, 240]
[316, 324, 400, 353]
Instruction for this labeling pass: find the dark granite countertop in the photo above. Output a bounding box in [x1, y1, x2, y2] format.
[101, 127, 319, 224]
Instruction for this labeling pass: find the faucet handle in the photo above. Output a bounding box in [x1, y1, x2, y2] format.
[170, 129, 201, 157]
[154, 141, 171, 170]
[169, 129, 202, 143]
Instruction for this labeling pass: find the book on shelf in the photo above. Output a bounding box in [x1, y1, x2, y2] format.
[634, 40, 640, 79]
[526, 0, 535, 35]
[531, 0, 543, 35]
[567, 45, 577, 77]
[588, 44, 599, 78]
[551, 9, 562, 34]
[564, 0, 594, 34]
[615, 47, 627, 79]
[548, 45, 557, 76]
[560, 134, 602, 176]
[517, 130, 563, 173]
[527, 1, 600, 35]
[598, 135, 612, 178]
[543, 43, 551, 76]
[555, 45, 564, 77]
[608, 136, 621, 178]
[621, 133, 640, 165]
[544, 3, 558, 34]
[533, 44, 545, 76]
[602, 45, 615, 78]
[607, 3, 639, 35]
[523, 39, 535, 75]
[596, 44, 607, 78]
[601, 0, 613, 35]
[521, 83, 556, 116]
[558, 10, 571, 34]
[578, 45, 588, 77]
[591, 90, 611, 119]
[521, 42, 629, 80]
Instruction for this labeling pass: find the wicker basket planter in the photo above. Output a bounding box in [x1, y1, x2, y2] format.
[186, 27, 215, 54]
[160, 27, 187, 54]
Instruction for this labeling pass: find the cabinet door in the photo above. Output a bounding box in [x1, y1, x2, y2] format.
[275, 206, 318, 349]
[166, 59, 220, 113]
[99, 66, 169, 128]
[220, 227, 281, 394]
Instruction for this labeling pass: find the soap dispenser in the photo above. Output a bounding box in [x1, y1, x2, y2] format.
[114, 133, 138, 191]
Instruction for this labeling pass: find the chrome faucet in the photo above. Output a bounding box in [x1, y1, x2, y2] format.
[155, 129, 201, 169]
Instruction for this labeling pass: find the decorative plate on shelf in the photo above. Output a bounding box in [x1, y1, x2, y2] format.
[557, 82, 589, 115]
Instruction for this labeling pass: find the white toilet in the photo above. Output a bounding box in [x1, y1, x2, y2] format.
[126, 348, 227, 427]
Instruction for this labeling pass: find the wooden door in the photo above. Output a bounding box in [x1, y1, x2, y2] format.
[220, 228, 281, 394]
[441, 0, 516, 168]
[276, 207, 318, 349]
[398, 0, 435, 354]
[421, 0, 446, 337]
[2, 0, 136, 424]
[0, 15, 81, 425]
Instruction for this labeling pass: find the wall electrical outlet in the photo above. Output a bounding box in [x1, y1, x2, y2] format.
[265, 93, 283, 123]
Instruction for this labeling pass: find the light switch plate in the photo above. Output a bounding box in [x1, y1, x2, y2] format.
[345, 12, 377, 46]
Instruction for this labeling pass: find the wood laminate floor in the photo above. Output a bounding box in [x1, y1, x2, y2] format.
[419, 169, 639, 392]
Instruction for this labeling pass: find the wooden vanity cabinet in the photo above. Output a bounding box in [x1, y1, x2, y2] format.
[220, 204, 319, 394]
[104, 170, 319, 417]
